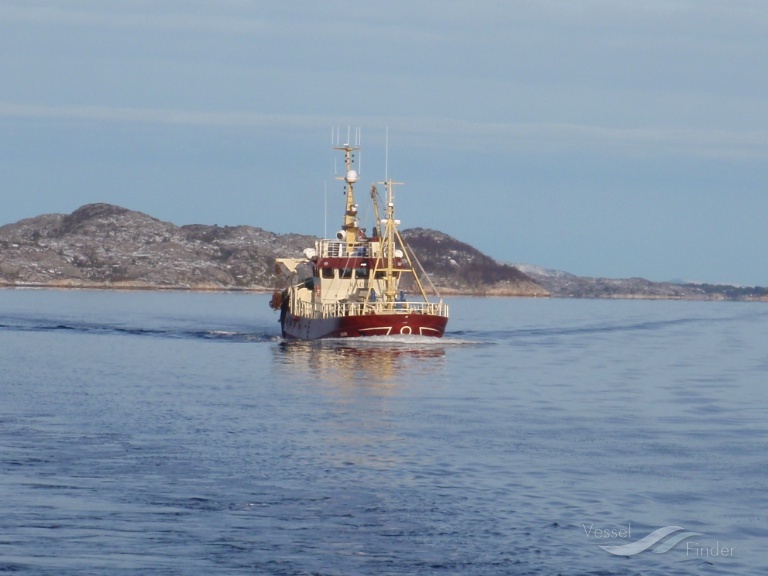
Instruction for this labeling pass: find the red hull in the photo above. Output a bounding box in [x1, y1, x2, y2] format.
[281, 312, 447, 340]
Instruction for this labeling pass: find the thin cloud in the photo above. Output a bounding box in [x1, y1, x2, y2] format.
[0, 102, 307, 129]
[0, 2, 270, 33]
[389, 118, 768, 160]
[2, 101, 766, 161]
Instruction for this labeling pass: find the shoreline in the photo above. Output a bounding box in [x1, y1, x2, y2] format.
[2, 282, 766, 302]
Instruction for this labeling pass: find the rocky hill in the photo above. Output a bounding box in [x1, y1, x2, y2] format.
[401, 229, 548, 296]
[0, 203, 546, 295]
[515, 264, 768, 301]
[0, 204, 312, 290]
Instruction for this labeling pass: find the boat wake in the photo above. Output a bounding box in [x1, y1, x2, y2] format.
[0, 316, 482, 347]
[0, 318, 280, 343]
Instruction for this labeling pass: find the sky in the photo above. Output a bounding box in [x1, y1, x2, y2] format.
[1, 0, 767, 285]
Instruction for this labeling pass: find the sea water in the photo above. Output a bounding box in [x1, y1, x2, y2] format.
[0, 289, 766, 575]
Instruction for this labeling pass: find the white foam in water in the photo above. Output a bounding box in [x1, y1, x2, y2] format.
[319, 334, 484, 346]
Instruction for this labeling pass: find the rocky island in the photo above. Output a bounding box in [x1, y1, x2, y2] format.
[515, 264, 768, 301]
[1, 203, 765, 300]
[0, 203, 547, 296]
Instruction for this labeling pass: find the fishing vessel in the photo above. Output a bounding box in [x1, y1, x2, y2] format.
[269, 141, 449, 339]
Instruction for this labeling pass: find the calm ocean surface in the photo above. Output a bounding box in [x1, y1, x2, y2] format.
[0, 289, 766, 575]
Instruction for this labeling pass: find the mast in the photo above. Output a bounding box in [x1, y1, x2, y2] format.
[380, 177, 403, 305]
[334, 144, 360, 251]
[369, 178, 434, 305]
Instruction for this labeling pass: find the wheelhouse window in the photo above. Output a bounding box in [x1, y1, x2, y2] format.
[322, 268, 334, 279]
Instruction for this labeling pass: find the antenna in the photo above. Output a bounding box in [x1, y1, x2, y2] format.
[324, 180, 327, 239]
[385, 127, 389, 180]
[357, 127, 362, 176]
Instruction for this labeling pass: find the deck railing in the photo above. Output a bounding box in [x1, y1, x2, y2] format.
[317, 240, 372, 259]
[319, 299, 448, 319]
[287, 286, 448, 319]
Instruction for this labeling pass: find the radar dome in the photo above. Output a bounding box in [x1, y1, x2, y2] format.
[346, 169, 358, 183]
